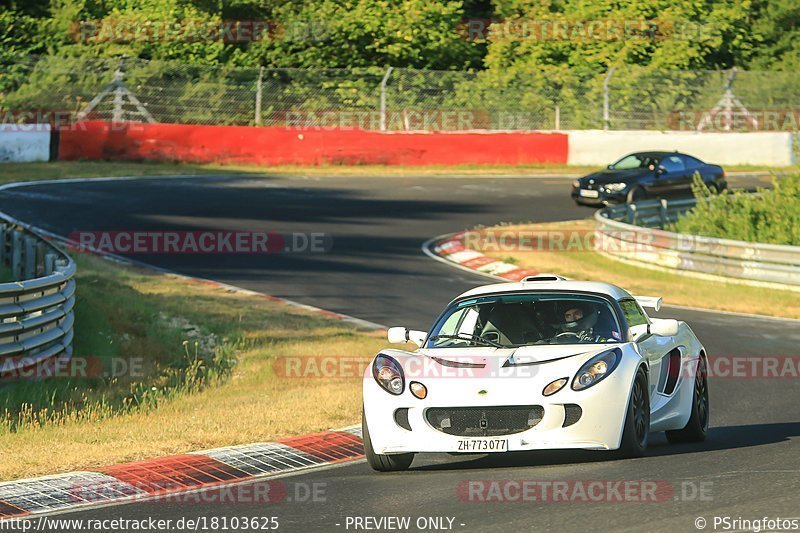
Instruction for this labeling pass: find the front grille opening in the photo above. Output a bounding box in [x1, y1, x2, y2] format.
[426, 406, 544, 437]
[562, 404, 583, 427]
[394, 408, 412, 431]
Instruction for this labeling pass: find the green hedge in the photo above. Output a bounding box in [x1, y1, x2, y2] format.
[671, 173, 800, 246]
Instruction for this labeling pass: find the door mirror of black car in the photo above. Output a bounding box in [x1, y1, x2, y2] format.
[607, 164, 613, 169]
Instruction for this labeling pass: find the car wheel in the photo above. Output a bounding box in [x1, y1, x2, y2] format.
[626, 187, 647, 204]
[362, 407, 414, 472]
[616, 367, 650, 458]
[666, 355, 709, 443]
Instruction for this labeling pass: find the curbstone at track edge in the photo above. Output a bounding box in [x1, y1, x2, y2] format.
[421, 231, 539, 283]
[0, 426, 364, 520]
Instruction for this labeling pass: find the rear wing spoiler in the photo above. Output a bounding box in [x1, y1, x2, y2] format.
[634, 296, 662, 312]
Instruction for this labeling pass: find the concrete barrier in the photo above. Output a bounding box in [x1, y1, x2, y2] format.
[567, 130, 795, 167]
[58, 121, 570, 166]
[0, 124, 52, 163]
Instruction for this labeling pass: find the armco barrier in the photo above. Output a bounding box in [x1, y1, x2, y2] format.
[57, 121, 569, 165]
[595, 198, 800, 288]
[0, 217, 75, 377]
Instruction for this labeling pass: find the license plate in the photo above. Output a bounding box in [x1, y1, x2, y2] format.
[457, 438, 508, 452]
[579, 189, 599, 198]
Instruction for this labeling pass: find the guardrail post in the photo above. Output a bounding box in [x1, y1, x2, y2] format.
[0, 224, 5, 269]
[659, 199, 668, 228]
[36, 242, 46, 277]
[11, 231, 23, 280]
[45, 252, 57, 276]
[24, 236, 37, 280]
[626, 204, 637, 225]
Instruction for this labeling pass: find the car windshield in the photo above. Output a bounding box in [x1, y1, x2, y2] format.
[427, 293, 624, 348]
[611, 154, 659, 170]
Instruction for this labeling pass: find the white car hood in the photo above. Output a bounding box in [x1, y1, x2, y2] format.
[418, 344, 616, 367]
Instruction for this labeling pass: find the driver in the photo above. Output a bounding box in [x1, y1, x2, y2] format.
[559, 303, 600, 341]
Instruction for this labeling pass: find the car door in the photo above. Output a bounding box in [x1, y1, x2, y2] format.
[620, 299, 677, 398]
[653, 155, 690, 197]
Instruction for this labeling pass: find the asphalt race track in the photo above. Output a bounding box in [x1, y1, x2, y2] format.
[1, 173, 797, 532]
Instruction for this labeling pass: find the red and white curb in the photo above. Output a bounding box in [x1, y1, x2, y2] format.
[0, 427, 363, 519]
[422, 230, 539, 282]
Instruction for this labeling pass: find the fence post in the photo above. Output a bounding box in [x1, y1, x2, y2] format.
[554, 105, 560, 130]
[379, 67, 394, 132]
[255, 66, 264, 126]
[112, 61, 125, 123]
[603, 67, 615, 130]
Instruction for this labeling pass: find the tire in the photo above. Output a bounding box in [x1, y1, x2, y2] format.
[616, 367, 650, 458]
[626, 186, 647, 204]
[666, 355, 709, 444]
[362, 408, 414, 472]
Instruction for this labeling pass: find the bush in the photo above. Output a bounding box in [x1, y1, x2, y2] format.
[671, 173, 800, 245]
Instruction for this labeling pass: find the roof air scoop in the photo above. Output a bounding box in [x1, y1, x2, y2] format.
[521, 274, 568, 282]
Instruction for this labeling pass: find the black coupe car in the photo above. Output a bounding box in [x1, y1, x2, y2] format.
[571, 151, 726, 206]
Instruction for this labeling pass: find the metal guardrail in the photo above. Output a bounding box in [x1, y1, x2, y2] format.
[0, 219, 75, 377]
[595, 198, 800, 288]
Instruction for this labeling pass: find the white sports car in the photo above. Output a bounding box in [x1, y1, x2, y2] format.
[362, 275, 709, 471]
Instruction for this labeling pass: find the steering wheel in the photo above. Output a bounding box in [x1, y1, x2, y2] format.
[553, 332, 581, 344]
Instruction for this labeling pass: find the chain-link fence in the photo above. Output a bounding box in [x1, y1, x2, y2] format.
[2, 56, 800, 132]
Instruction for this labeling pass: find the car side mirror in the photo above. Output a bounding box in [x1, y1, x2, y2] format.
[387, 327, 426, 347]
[607, 164, 613, 169]
[656, 166, 666, 175]
[629, 323, 650, 341]
[650, 319, 679, 337]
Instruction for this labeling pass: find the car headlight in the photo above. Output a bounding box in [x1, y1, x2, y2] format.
[373, 354, 404, 395]
[571, 348, 621, 391]
[572, 180, 581, 188]
[603, 182, 627, 192]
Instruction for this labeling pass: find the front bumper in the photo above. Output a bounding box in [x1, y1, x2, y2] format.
[571, 186, 626, 206]
[363, 353, 640, 454]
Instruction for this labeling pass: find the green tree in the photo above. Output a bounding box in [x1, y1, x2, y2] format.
[243, 0, 484, 69]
